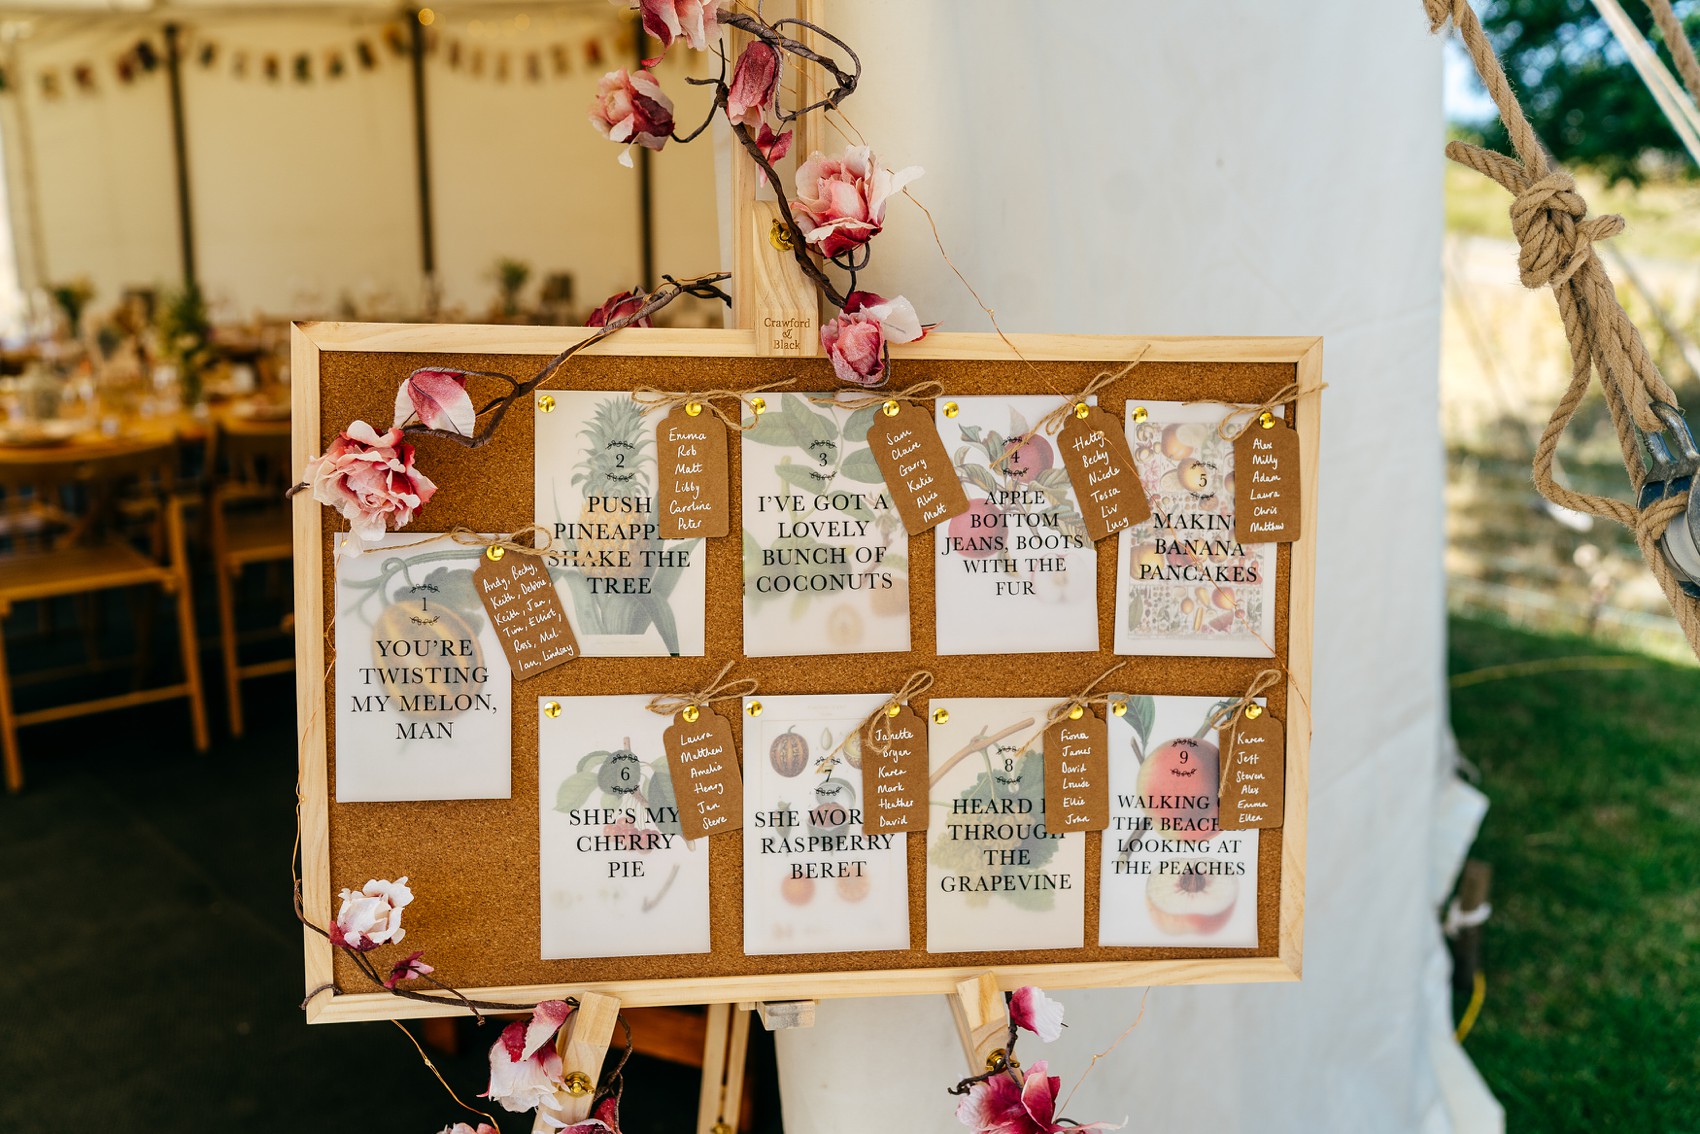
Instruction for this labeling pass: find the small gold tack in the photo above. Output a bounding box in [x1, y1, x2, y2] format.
[485, 545, 505, 562]
[711, 1123, 734, 1134]
[543, 701, 561, 718]
[1245, 703, 1264, 720]
[1132, 406, 1149, 423]
[1111, 700, 1128, 717]
[563, 1071, 593, 1097]
[1259, 411, 1277, 429]
[886, 703, 902, 718]
[750, 396, 767, 416]
[685, 401, 704, 417]
[769, 219, 794, 252]
[538, 394, 556, 413]
[882, 399, 901, 417]
[747, 700, 763, 717]
[932, 707, 950, 725]
[681, 705, 700, 724]
[1068, 703, 1085, 721]
[1073, 401, 1090, 419]
[943, 402, 960, 418]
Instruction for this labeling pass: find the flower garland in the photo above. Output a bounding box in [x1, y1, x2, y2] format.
[950, 988, 1120, 1134]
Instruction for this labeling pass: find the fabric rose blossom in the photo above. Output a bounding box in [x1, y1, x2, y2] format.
[791, 146, 922, 258]
[820, 291, 926, 386]
[637, 0, 720, 52]
[384, 950, 434, 989]
[955, 1061, 1118, 1134]
[1008, 986, 1065, 1043]
[590, 68, 674, 163]
[301, 422, 437, 544]
[437, 1124, 497, 1134]
[329, 876, 414, 952]
[484, 1000, 574, 1114]
[587, 287, 653, 329]
[726, 41, 780, 129]
[556, 1096, 622, 1133]
[394, 367, 476, 436]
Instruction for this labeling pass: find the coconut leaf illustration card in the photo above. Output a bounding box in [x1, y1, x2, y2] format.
[936, 396, 1097, 655]
[538, 696, 711, 960]
[534, 390, 706, 657]
[743, 694, 910, 955]
[333, 534, 510, 803]
[741, 393, 910, 656]
[1114, 401, 1276, 658]
[926, 698, 1086, 953]
[1098, 693, 1259, 948]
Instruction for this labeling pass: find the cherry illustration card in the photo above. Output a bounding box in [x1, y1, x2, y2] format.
[1098, 693, 1260, 948]
[935, 396, 1098, 655]
[538, 695, 712, 960]
[926, 698, 1086, 953]
[741, 393, 911, 657]
[742, 694, 910, 955]
[534, 389, 706, 656]
[333, 533, 511, 803]
[1114, 401, 1277, 658]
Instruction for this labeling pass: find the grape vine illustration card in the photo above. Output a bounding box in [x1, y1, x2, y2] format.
[742, 694, 910, 955]
[534, 390, 706, 656]
[538, 695, 711, 960]
[741, 393, 910, 657]
[926, 698, 1086, 953]
[1114, 401, 1277, 657]
[1098, 693, 1260, 947]
[333, 533, 511, 802]
[935, 395, 1098, 654]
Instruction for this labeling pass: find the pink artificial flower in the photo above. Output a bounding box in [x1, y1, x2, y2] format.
[844, 290, 925, 344]
[329, 876, 413, 952]
[384, 950, 434, 989]
[301, 422, 437, 544]
[791, 146, 923, 258]
[557, 1095, 623, 1133]
[484, 1000, 574, 1114]
[638, 0, 720, 52]
[821, 309, 886, 386]
[756, 123, 793, 164]
[590, 69, 674, 160]
[726, 41, 779, 129]
[956, 1061, 1122, 1134]
[586, 287, 653, 329]
[438, 1124, 497, 1134]
[1009, 986, 1064, 1043]
[394, 367, 476, 435]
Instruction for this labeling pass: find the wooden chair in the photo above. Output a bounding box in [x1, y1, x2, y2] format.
[0, 439, 209, 791]
[207, 416, 294, 736]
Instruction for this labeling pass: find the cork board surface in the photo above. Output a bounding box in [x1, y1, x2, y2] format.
[313, 340, 1300, 998]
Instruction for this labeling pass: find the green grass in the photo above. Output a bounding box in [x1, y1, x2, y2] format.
[1448, 614, 1700, 1130]
[1447, 163, 1700, 261]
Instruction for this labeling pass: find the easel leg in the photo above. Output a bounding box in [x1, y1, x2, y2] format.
[696, 1003, 753, 1134]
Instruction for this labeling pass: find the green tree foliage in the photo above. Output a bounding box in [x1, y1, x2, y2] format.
[1469, 0, 1699, 182]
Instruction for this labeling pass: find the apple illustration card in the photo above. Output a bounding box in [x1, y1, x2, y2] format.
[534, 389, 707, 657]
[740, 393, 911, 657]
[742, 694, 911, 955]
[935, 395, 1099, 655]
[1099, 693, 1260, 948]
[926, 698, 1087, 953]
[537, 695, 711, 960]
[333, 533, 511, 803]
[1114, 401, 1277, 658]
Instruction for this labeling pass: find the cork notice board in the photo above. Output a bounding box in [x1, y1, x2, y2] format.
[292, 324, 1321, 1024]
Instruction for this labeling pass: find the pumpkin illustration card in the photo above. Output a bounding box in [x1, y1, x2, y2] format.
[935, 395, 1098, 655]
[742, 694, 910, 955]
[1114, 401, 1276, 658]
[925, 698, 1086, 953]
[333, 533, 511, 802]
[534, 390, 706, 656]
[537, 695, 712, 959]
[1098, 693, 1260, 947]
[741, 393, 910, 657]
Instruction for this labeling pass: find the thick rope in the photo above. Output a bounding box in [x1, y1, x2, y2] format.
[1645, 0, 1700, 111]
[1427, 0, 1700, 656]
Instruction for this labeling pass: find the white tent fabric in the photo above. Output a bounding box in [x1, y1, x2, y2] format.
[755, 2, 1497, 1130]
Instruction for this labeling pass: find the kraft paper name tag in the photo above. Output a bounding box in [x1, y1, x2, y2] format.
[474, 551, 578, 680]
[658, 407, 729, 539]
[866, 402, 969, 535]
[1234, 415, 1301, 543]
[1058, 405, 1152, 541]
[1042, 711, 1109, 833]
[663, 709, 744, 840]
[861, 705, 929, 833]
[1219, 706, 1285, 830]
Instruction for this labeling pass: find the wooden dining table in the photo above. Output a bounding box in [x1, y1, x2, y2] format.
[0, 399, 290, 467]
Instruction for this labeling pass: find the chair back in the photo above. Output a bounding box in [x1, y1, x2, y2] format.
[210, 417, 293, 499]
[0, 439, 178, 551]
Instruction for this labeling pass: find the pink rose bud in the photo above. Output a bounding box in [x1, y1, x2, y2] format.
[791, 145, 923, 259]
[821, 310, 888, 386]
[727, 41, 780, 130]
[589, 68, 675, 156]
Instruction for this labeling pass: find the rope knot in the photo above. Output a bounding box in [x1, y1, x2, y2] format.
[1509, 171, 1623, 290]
[1424, 0, 1470, 34]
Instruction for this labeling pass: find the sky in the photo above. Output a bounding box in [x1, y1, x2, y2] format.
[1444, 38, 1497, 126]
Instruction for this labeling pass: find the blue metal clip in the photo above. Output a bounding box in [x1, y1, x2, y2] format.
[1637, 402, 1700, 599]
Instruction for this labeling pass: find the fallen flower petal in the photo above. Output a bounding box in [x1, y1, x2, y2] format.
[394, 367, 476, 435]
[1009, 986, 1065, 1043]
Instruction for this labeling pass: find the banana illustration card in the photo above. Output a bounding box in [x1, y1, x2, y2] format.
[333, 533, 511, 802]
[534, 390, 707, 657]
[741, 393, 911, 657]
[1098, 693, 1260, 948]
[538, 695, 712, 960]
[742, 694, 911, 955]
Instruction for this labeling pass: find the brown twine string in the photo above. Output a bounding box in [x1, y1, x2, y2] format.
[1427, 0, 1700, 657]
[1646, 0, 1700, 112]
[810, 380, 944, 410]
[1204, 668, 1284, 794]
[645, 661, 759, 717]
[1042, 662, 1129, 727]
[829, 671, 935, 765]
[351, 524, 558, 556]
[633, 379, 794, 431]
[1029, 349, 1151, 440]
[1194, 381, 1330, 440]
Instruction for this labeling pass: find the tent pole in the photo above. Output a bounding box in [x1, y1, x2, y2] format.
[633, 13, 654, 291]
[408, 11, 437, 315]
[163, 23, 197, 289]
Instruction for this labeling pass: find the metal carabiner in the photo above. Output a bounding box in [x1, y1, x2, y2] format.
[1636, 402, 1700, 598]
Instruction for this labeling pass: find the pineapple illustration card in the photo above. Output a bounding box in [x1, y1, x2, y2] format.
[741, 393, 910, 657]
[742, 694, 910, 955]
[925, 698, 1086, 953]
[333, 533, 511, 802]
[1114, 401, 1277, 658]
[538, 695, 712, 959]
[1099, 693, 1260, 948]
[935, 396, 1098, 655]
[534, 390, 706, 656]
